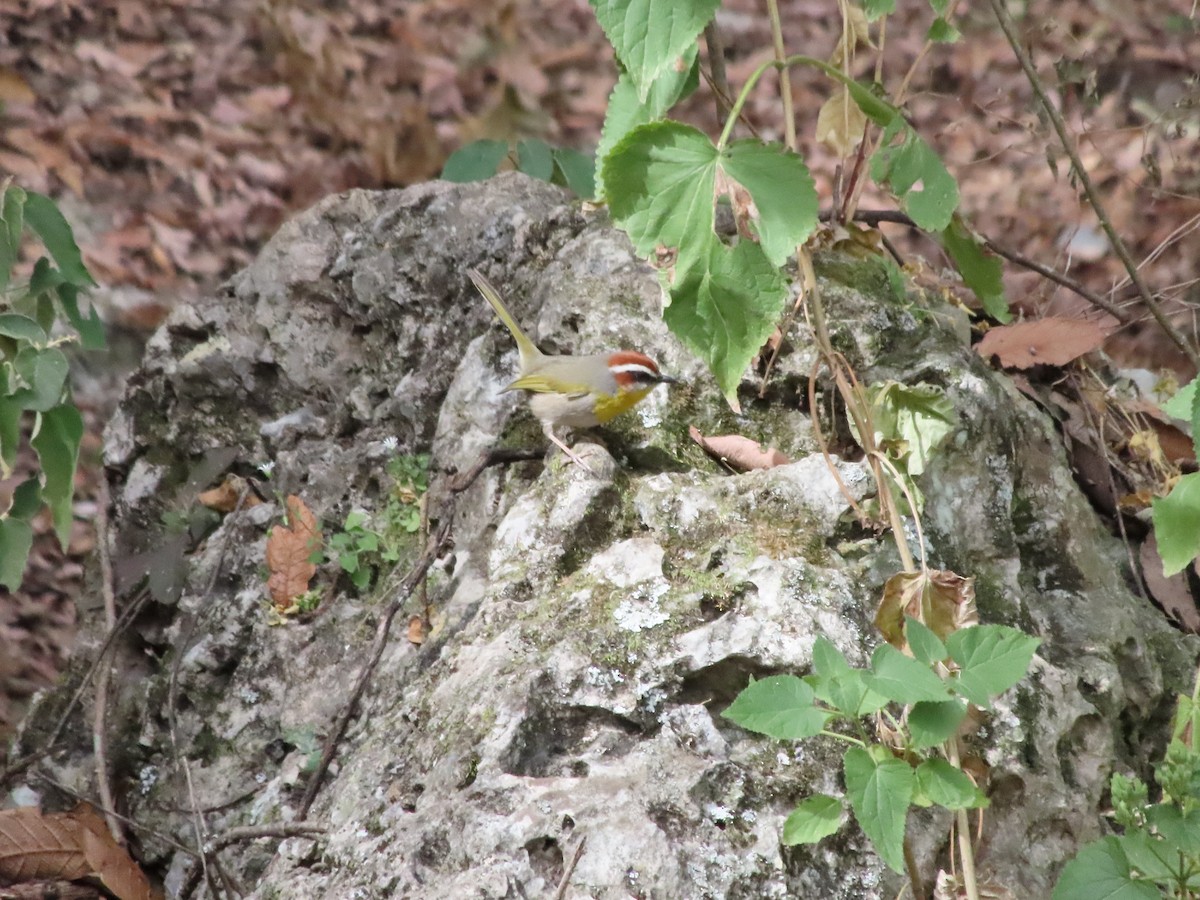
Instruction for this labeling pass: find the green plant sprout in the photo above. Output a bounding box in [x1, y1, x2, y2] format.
[0, 178, 104, 590]
[1054, 665, 1200, 899]
[724, 615, 1039, 888]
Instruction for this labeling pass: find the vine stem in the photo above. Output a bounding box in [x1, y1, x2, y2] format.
[765, 0, 796, 151]
[946, 738, 980, 900]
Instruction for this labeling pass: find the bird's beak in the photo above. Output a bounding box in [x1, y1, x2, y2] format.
[657, 373, 679, 385]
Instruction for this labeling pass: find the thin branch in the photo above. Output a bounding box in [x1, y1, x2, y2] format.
[703, 21, 730, 126]
[986, 0, 1200, 369]
[206, 822, 327, 853]
[554, 835, 588, 900]
[92, 478, 122, 843]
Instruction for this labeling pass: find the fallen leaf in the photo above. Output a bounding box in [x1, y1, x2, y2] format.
[976, 317, 1109, 369]
[407, 615, 425, 645]
[266, 496, 321, 610]
[197, 475, 261, 513]
[1139, 533, 1200, 633]
[689, 426, 790, 472]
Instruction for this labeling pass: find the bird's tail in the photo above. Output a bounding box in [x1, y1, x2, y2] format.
[468, 269, 543, 370]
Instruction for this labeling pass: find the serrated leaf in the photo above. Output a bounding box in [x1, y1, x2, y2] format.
[30, 403, 83, 546]
[905, 616, 947, 664]
[941, 215, 1009, 321]
[665, 238, 788, 404]
[946, 625, 1040, 707]
[816, 86, 868, 157]
[908, 699, 968, 749]
[843, 747, 913, 873]
[865, 643, 953, 703]
[722, 674, 828, 739]
[870, 119, 958, 232]
[12, 347, 69, 412]
[1052, 836, 1160, 900]
[24, 191, 95, 288]
[594, 49, 699, 199]
[551, 148, 596, 200]
[0, 313, 47, 344]
[1151, 471, 1200, 576]
[782, 794, 845, 844]
[517, 140, 555, 181]
[721, 140, 819, 266]
[914, 758, 986, 809]
[589, 0, 717, 101]
[868, 380, 956, 476]
[0, 517, 33, 591]
[441, 140, 509, 183]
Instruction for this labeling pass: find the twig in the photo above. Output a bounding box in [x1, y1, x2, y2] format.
[554, 835, 587, 900]
[986, 0, 1200, 369]
[92, 479, 122, 843]
[446, 447, 544, 493]
[298, 521, 452, 817]
[205, 822, 327, 853]
[703, 21, 729, 126]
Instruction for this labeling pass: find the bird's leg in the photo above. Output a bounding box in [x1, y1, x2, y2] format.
[543, 423, 594, 474]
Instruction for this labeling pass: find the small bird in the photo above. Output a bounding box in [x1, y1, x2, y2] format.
[468, 269, 676, 470]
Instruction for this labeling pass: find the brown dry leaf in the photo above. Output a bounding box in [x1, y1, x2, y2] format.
[0, 65, 35, 105]
[197, 475, 261, 513]
[875, 569, 978, 650]
[0, 805, 154, 900]
[689, 426, 790, 472]
[1140, 533, 1200, 633]
[266, 495, 322, 610]
[406, 615, 426, 645]
[815, 86, 866, 157]
[976, 317, 1109, 369]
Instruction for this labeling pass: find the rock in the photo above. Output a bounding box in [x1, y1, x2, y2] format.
[12, 173, 1197, 899]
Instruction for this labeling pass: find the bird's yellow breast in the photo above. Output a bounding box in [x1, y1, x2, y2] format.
[592, 386, 653, 424]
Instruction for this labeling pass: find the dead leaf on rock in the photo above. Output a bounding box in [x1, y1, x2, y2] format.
[266, 495, 322, 611]
[1140, 533, 1200, 633]
[0, 804, 155, 900]
[876, 569, 978, 650]
[688, 426, 790, 472]
[197, 475, 261, 513]
[407, 615, 426, 645]
[976, 316, 1109, 369]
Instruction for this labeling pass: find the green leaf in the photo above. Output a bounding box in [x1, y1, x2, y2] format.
[1052, 836, 1160, 900]
[0, 517, 33, 591]
[8, 477, 42, 521]
[441, 140, 509, 183]
[905, 616, 948, 664]
[664, 238, 788, 404]
[946, 625, 1040, 707]
[870, 119, 958, 232]
[11, 347, 69, 412]
[1152, 471, 1200, 576]
[868, 381, 956, 476]
[0, 183, 27, 289]
[782, 794, 845, 845]
[722, 674, 828, 740]
[0, 313, 47, 344]
[551, 148, 597, 200]
[594, 48, 699, 199]
[862, 0, 895, 19]
[588, 0, 717, 101]
[1160, 376, 1195, 422]
[940, 215, 1009, 322]
[24, 192, 95, 288]
[908, 699, 968, 749]
[914, 758, 986, 809]
[843, 746, 913, 873]
[865, 642, 953, 703]
[54, 283, 106, 350]
[721, 139, 819, 266]
[517, 140, 555, 181]
[30, 403, 83, 546]
[0, 396, 20, 472]
[926, 17, 961, 42]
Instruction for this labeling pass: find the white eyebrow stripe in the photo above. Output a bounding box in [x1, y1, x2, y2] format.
[610, 363, 659, 377]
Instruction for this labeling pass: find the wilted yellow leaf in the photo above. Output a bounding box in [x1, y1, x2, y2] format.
[815, 86, 867, 157]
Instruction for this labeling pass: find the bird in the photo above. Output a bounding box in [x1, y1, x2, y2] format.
[467, 268, 676, 471]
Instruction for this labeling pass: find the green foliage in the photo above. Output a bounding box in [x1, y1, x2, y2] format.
[1055, 674, 1200, 899]
[1153, 376, 1200, 576]
[327, 453, 430, 592]
[0, 181, 102, 591]
[441, 139, 596, 199]
[723, 623, 1035, 873]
